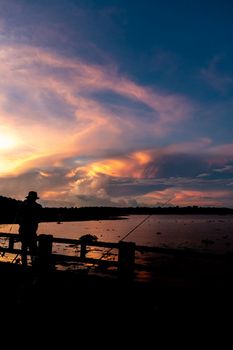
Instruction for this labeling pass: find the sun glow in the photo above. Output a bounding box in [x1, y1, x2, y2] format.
[0, 134, 17, 149]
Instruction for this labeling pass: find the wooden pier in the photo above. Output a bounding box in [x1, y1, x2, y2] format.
[0, 232, 232, 277]
[0, 232, 138, 275]
[1, 231, 233, 337]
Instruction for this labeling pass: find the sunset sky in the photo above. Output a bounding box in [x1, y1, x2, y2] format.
[0, 0, 233, 208]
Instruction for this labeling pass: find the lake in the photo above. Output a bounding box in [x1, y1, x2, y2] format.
[1, 214, 233, 251]
[1, 214, 233, 275]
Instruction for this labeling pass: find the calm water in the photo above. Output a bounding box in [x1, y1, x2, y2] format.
[1, 215, 233, 271]
[1, 214, 233, 250]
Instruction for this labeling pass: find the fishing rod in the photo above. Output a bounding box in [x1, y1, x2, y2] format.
[76, 197, 174, 271]
[117, 196, 174, 242]
[96, 196, 174, 263]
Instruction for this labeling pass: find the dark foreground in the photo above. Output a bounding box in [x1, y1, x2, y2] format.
[0, 255, 233, 344]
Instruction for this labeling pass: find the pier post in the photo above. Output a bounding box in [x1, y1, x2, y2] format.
[118, 241, 135, 278]
[8, 236, 14, 250]
[38, 234, 53, 272]
[80, 242, 87, 260]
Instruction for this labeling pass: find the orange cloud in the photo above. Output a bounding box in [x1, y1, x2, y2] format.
[0, 43, 192, 177]
[69, 150, 154, 179]
[0, 43, 232, 207]
[142, 188, 232, 207]
[41, 190, 68, 200]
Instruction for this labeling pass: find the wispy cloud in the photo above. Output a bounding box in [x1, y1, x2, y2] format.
[41, 141, 233, 207]
[201, 55, 233, 93]
[0, 1, 232, 208]
[0, 44, 192, 177]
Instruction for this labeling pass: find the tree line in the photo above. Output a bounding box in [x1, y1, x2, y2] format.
[0, 195, 232, 224]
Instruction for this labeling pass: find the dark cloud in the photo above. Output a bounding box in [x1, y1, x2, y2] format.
[105, 180, 170, 197]
[156, 154, 209, 178]
[0, 168, 69, 200]
[0, 1, 233, 208]
[75, 194, 139, 207]
[196, 162, 233, 181]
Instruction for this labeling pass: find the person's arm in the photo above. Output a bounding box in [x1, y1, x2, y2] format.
[37, 204, 44, 223]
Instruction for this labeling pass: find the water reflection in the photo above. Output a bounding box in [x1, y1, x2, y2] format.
[1, 215, 233, 275]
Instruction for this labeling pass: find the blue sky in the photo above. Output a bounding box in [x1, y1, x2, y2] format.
[0, 0, 233, 207]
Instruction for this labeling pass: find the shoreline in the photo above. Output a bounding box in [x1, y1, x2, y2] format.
[0, 216, 128, 225]
[1, 211, 233, 225]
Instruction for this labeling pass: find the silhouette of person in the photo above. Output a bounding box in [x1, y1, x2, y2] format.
[18, 191, 43, 267]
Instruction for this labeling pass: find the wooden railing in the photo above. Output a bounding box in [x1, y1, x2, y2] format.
[0, 232, 138, 275]
[0, 232, 231, 276]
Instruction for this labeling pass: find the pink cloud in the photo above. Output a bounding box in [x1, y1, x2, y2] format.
[0, 43, 232, 207]
[140, 188, 233, 207]
[0, 43, 194, 176]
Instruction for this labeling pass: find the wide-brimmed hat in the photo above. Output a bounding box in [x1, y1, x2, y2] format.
[26, 191, 39, 199]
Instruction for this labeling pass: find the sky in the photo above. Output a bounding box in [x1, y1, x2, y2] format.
[0, 0, 233, 208]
